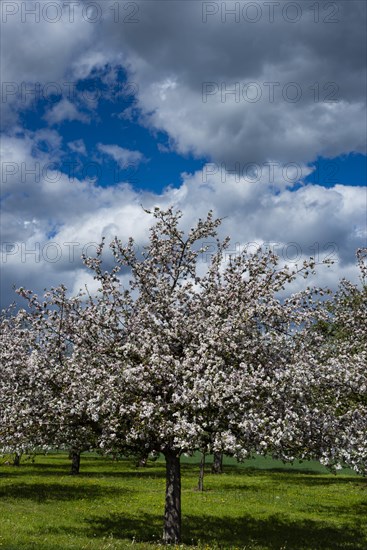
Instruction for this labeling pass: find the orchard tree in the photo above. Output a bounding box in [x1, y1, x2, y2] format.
[81, 207, 325, 543]
[211, 452, 223, 474]
[314, 249, 366, 474]
[166, 240, 328, 491]
[14, 286, 115, 474]
[329, 250, 364, 475]
[81, 207, 226, 542]
[270, 249, 366, 475]
[0, 307, 41, 458]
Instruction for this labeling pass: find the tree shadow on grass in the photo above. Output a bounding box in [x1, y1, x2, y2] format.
[216, 468, 362, 489]
[78, 468, 168, 480]
[0, 462, 67, 478]
[272, 477, 363, 489]
[0, 543, 67, 550]
[77, 511, 366, 549]
[0, 460, 168, 480]
[220, 464, 358, 477]
[311, 501, 367, 518]
[235, 465, 329, 476]
[184, 513, 366, 549]
[0, 482, 129, 502]
[36, 514, 163, 545]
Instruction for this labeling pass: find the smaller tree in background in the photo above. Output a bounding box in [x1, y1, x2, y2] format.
[12, 285, 114, 474]
[0, 307, 42, 459]
[316, 249, 366, 475]
[270, 249, 366, 476]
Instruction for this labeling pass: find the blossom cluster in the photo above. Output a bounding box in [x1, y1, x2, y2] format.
[1, 208, 365, 477]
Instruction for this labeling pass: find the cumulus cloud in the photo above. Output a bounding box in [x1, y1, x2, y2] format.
[97, 143, 144, 168]
[1, 128, 365, 305]
[44, 98, 90, 125]
[0, 0, 366, 306]
[2, 1, 365, 162]
[94, 0, 366, 165]
[68, 139, 87, 155]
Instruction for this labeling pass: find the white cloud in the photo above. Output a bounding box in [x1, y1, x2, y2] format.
[95, 0, 366, 166]
[68, 139, 87, 155]
[97, 143, 144, 168]
[1, 1, 366, 306]
[1, 129, 365, 305]
[2, 1, 365, 163]
[44, 99, 89, 125]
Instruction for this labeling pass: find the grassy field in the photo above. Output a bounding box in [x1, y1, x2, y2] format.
[0, 453, 365, 550]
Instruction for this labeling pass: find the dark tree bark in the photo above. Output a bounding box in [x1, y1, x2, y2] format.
[13, 452, 21, 467]
[211, 452, 223, 474]
[136, 453, 148, 467]
[163, 451, 181, 544]
[198, 452, 206, 491]
[69, 450, 81, 475]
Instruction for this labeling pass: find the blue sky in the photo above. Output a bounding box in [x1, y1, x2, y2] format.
[1, 1, 366, 306]
[306, 154, 366, 189]
[17, 68, 367, 192]
[18, 68, 207, 192]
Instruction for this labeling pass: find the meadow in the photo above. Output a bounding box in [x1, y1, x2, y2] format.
[0, 453, 365, 550]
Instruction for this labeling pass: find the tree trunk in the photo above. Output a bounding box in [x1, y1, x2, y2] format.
[136, 454, 148, 467]
[69, 450, 81, 475]
[198, 452, 205, 491]
[13, 452, 21, 467]
[163, 451, 181, 544]
[211, 452, 223, 474]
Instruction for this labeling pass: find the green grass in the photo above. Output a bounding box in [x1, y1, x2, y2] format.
[0, 453, 365, 550]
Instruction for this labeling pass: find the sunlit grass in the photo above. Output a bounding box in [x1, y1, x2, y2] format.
[0, 453, 365, 549]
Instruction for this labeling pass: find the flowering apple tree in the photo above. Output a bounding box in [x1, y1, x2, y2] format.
[269, 249, 366, 475]
[80, 207, 328, 542]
